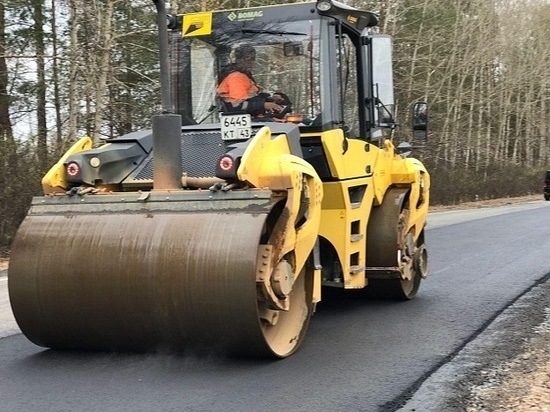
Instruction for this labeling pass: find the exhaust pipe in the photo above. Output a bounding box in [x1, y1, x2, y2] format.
[152, 0, 182, 190]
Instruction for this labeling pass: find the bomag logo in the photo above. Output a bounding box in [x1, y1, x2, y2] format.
[227, 10, 263, 22]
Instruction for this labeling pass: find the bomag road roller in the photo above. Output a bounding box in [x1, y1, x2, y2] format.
[8, 0, 430, 358]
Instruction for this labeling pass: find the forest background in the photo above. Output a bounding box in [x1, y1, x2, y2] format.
[1, 0, 549, 254]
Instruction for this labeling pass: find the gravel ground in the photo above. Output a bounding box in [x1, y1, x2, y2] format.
[428, 194, 543, 213]
[456, 280, 550, 412]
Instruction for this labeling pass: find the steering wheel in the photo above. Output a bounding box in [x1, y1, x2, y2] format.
[268, 92, 293, 119]
[271, 104, 293, 119]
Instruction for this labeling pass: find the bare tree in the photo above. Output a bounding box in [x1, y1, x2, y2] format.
[0, 4, 15, 242]
[30, 0, 48, 171]
[50, 0, 64, 156]
[0, 4, 12, 144]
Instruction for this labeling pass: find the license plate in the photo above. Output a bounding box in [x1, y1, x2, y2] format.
[220, 114, 252, 140]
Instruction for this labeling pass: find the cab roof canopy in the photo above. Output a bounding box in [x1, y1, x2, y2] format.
[315, 0, 379, 32]
[177, 0, 379, 36]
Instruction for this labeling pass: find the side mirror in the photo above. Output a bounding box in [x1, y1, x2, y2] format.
[412, 102, 428, 140]
[283, 42, 304, 56]
[397, 142, 413, 158]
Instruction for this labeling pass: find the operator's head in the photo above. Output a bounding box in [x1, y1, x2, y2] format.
[234, 43, 256, 68]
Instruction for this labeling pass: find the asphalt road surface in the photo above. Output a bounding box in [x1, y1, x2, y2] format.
[1, 200, 549, 412]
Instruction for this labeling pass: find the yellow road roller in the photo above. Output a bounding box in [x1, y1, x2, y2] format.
[9, 0, 430, 358]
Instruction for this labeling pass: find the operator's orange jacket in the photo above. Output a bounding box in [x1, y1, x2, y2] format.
[217, 68, 267, 117]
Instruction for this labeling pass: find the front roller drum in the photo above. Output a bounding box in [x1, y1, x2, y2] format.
[8, 212, 314, 358]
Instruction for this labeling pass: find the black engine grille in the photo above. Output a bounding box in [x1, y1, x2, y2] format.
[134, 130, 228, 180]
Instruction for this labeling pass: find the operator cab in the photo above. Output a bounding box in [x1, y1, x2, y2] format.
[170, 0, 395, 141]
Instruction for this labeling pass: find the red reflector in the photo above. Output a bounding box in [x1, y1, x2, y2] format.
[66, 162, 80, 177]
[219, 156, 234, 172]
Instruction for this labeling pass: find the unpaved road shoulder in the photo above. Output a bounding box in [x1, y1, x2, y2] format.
[0, 269, 20, 338]
[399, 258, 550, 411]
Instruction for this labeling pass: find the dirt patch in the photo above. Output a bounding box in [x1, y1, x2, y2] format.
[430, 194, 542, 212]
[467, 342, 550, 411]
[464, 301, 550, 412]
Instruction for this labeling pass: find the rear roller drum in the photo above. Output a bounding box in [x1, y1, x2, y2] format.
[366, 188, 427, 300]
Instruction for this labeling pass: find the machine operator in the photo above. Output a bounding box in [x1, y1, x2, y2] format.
[217, 43, 287, 119]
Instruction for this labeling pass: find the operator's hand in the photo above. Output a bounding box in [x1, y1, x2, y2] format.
[264, 102, 283, 113]
[271, 94, 286, 105]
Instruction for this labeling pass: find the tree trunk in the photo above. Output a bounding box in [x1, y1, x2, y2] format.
[67, 0, 80, 145]
[0, 3, 15, 248]
[92, 0, 116, 143]
[50, 0, 63, 156]
[0, 4, 13, 142]
[33, 0, 48, 171]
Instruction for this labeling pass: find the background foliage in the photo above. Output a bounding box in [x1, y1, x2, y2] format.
[1, 0, 549, 253]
